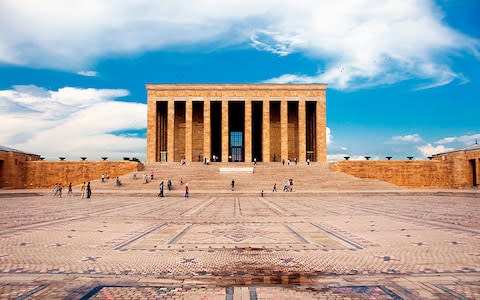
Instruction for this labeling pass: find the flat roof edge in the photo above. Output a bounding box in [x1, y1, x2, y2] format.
[146, 83, 327, 90]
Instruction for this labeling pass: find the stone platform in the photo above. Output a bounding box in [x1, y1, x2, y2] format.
[0, 188, 479, 299]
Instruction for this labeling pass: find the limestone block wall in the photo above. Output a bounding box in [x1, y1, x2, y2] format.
[330, 160, 452, 188]
[0, 151, 40, 188]
[434, 148, 480, 188]
[23, 161, 144, 188]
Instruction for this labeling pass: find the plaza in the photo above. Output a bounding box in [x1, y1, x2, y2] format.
[0, 169, 479, 299]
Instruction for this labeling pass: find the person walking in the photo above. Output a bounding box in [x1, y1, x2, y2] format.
[272, 183, 277, 192]
[159, 181, 164, 197]
[184, 183, 189, 198]
[52, 183, 59, 197]
[231, 179, 235, 191]
[86, 182, 92, 199]
[81, 182, 86, 198]
[67, 183, 73, 197]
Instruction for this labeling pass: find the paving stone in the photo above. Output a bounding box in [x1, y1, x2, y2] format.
[0, 189, 479, 298]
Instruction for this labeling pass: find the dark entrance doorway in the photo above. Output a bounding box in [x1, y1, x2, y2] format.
[210, 102, 222, 162]
[229, 102, 245, 162]
[469, 159, 477, 187]
[252, 101, 263, 161]
[156, 102, 168, 162]
[306, 101, 317, 161]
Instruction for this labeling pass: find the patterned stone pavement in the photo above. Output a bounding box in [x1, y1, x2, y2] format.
[0, 190, 479, 299]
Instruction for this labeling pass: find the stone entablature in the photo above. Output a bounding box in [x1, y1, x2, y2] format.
[146, 84, 327, 164]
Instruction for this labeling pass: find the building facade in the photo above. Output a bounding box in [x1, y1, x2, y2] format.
[146, 84, 327, 163]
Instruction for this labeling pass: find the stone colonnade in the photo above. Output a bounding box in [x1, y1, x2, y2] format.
[147, 84, 326, 163]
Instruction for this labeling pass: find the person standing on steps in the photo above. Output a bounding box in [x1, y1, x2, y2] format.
[231, 179, 235, 191]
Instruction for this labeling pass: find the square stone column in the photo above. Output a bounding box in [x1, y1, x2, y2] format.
[185, 99, 193, 162]
[298, 99, 306, 163]
[146, 96, 156, 163]
[203, 99, 211, 161]
[167, 100, 175, 162]
[280, 100, 288, 162]
[244, 99, 252, 162]
[316, 94, 327, 162]
[222, 99, 229, 162]
[262, 100, 270, 162]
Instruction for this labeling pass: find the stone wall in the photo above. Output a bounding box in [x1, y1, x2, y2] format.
[23, 161, 144, 188]
[0, 151, 40, 188]
[434, 148, 480, 188]
[330, 160, 452, 188]
[331, 147, 480, 189]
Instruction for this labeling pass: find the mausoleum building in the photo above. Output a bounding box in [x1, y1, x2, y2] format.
[146, 84, 327, 163]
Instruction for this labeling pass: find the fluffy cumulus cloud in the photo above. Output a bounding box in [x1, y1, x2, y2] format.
[0, 85, 146, 160]
[417, 143, 454, 157]
[392, 134, 422, 143]
[0, 0, 478, 89]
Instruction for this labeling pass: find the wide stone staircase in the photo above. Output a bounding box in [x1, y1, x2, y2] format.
[92, 162, 400, 194]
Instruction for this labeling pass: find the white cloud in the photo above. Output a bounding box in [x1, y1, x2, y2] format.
[435, 133, 480, 145]
[326, 127, 331, 145]
[77, 70, 98, 77]
[327, 153, 349, 162]
[417, 143, 454, 157]
[392, 134, 422, 143]
[0, 1, 478, 89]
[0, 85, 146, 160]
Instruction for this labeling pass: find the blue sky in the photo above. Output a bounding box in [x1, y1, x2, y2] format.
[0, 0, 478, 161]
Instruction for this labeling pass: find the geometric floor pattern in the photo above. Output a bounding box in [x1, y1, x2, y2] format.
[0, 190, 479, 299]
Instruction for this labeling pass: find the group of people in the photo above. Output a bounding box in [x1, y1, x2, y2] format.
[159, 178, 189, 198]
[271, 178, 294, 192]
[80, 182, 92, 198]
[52, 183, 73, 197]
[101, 174, 110, 182]
[137, 171, 155, 184]
[54, 182, 90, 198]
